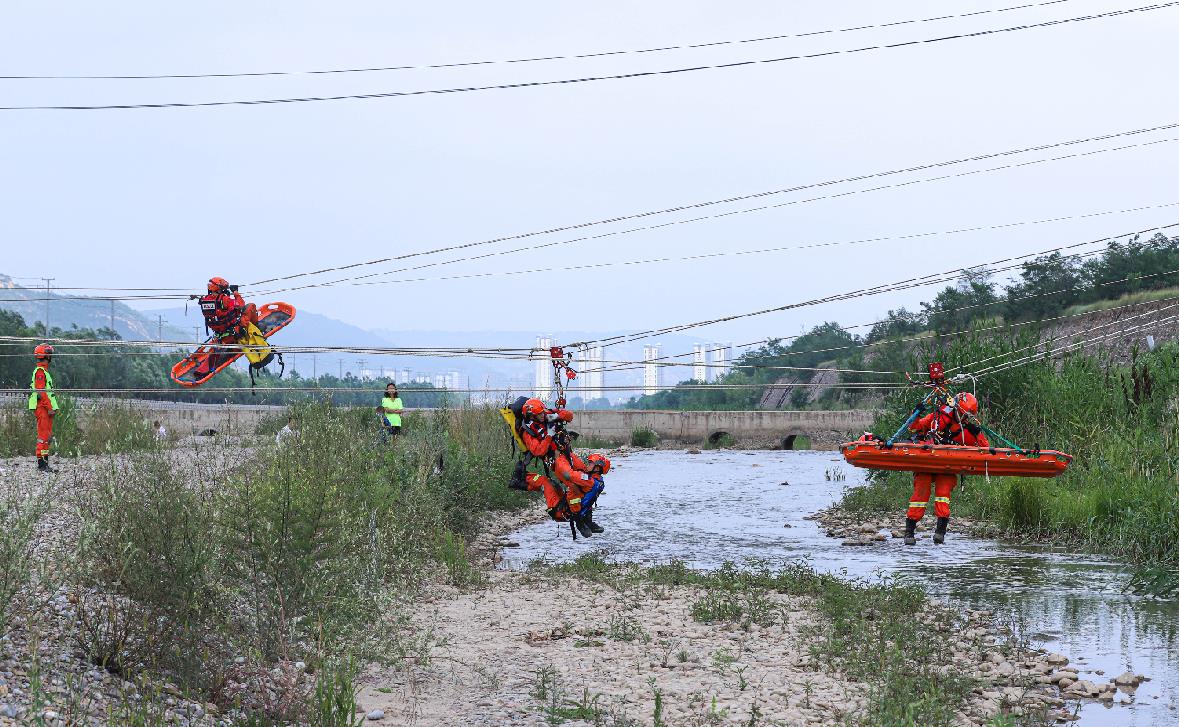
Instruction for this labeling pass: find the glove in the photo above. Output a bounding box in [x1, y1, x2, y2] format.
[229, 284, 239, 292]
[557, 409, 574, 423]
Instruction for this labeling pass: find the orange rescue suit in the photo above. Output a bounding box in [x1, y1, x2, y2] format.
[32, 365, 54, 458]
[906, 406, 988, 520]
[553, 452, 595, 515]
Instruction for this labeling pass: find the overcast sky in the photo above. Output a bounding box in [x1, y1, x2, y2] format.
[3, 0, 1178, 355]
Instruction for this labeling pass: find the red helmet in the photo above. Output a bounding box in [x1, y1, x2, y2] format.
[522, 399, 546, 418]
[208, 276, 231, 294]
[586, 453, 611, 474]
[34, 343, 54, 360]
[956, 392, 979, 416]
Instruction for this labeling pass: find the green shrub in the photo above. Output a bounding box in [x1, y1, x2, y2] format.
[704, 432, 735, 450]
[74, 402, 523, 719]
[631, 428, 658, 448]
[0, 488, 46, 635]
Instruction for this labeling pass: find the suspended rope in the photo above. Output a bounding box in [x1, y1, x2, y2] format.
[0, 0, 1081, 81]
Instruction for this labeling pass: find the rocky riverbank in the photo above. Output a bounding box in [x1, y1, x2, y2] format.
[808, 504, 1002, 545]
[353, 559, 1148, 726]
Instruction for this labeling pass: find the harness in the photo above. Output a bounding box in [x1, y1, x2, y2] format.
[198, 292, 242, 335]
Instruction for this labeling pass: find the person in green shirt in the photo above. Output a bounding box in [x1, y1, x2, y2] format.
[378, 383, 404, 439]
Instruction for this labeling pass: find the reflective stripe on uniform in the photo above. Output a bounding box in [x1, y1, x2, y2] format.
[934, 496, 951, 504]
[908, 501, 928, 508]
[568, 498, 582, 505]
[28, 366, 59, 411]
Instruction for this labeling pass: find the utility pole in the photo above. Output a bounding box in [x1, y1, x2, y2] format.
[358, 359, 367, 380]
[40, 278, 54, 336]
[193, 326, 203, 344]
[157, 315, 163, 343]
[110, 300, 115, 337]
[338, 358, 344, 379]
[312, 354, 318, 383]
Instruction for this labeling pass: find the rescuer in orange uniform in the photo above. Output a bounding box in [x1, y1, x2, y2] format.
[196, 277, 257, 376]
[903, 391, 989, 545]
[518, 398, 574, 457]
[29, 344, 59, 473]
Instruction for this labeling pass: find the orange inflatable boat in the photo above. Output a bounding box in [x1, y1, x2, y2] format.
[840, 439, 1072, 478]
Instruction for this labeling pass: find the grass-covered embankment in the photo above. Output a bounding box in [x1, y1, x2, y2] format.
[0, 402, 526, 725]
[840, 333, 1179, 592]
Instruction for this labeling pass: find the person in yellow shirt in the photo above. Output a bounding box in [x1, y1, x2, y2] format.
[378, 382, 404, 439]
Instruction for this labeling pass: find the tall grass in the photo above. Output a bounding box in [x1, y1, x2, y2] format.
[842, 333, 1179, 592]
[72, 402, 524, 721]
[0, 397, 156, 457]
[0, 488, 46, 635]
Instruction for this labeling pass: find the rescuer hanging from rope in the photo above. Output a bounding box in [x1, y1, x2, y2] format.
[29, 344, 59, 473]
[171, 277, 294, 389]
[502, 345, 611, 540]
[196, 277, 258, 377]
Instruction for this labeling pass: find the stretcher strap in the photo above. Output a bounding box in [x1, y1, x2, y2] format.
[977, 422, 1024, 453]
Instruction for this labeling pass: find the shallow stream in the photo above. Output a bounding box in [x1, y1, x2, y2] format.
[502, 449, 1178, 726]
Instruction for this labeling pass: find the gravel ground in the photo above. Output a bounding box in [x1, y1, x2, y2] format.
[354, 567, 1131, 726]
[0, 443, 250, 727]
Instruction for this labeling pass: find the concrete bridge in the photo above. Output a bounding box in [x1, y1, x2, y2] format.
[569, 409, 875, 449]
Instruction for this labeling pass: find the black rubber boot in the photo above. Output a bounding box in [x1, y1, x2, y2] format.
[507, 460, 529, 490]
[585, 511, 604, 534]
[574, 517, 594, 539]
[903, 518, 918, 546]
[37, 456, 56, 474]
[933, 517, 949, 545]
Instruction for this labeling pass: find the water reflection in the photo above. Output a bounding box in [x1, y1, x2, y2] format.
[503, 450, 1179, 726]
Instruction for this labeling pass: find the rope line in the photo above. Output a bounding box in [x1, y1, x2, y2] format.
[0, 0, 1078, 81]
[580, 253, 1179, 376]
[254, 198, 1179, 294]
[3, 2, 1172, 111]
[569, 222, 1179, 351]
[239, 119, 1179, 290]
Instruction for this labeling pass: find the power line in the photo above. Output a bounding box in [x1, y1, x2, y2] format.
[269, 198, 1179, 293]
[976, 307, 1179, 378]
[4, 2, 1171, 112]
[0, 0, 1080, 81]
[579, 241, 1179, 376]
[968, 299, 1179, 376]
[569, 222, 1179, 351]
[1, 126, 1173, 305]
[238, 119, 1179, 293]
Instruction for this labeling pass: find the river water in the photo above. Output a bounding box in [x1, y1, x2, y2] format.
[502, 449, 1178, 726]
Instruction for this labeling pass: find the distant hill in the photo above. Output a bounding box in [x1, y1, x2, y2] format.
[0, 274, 188, 341]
